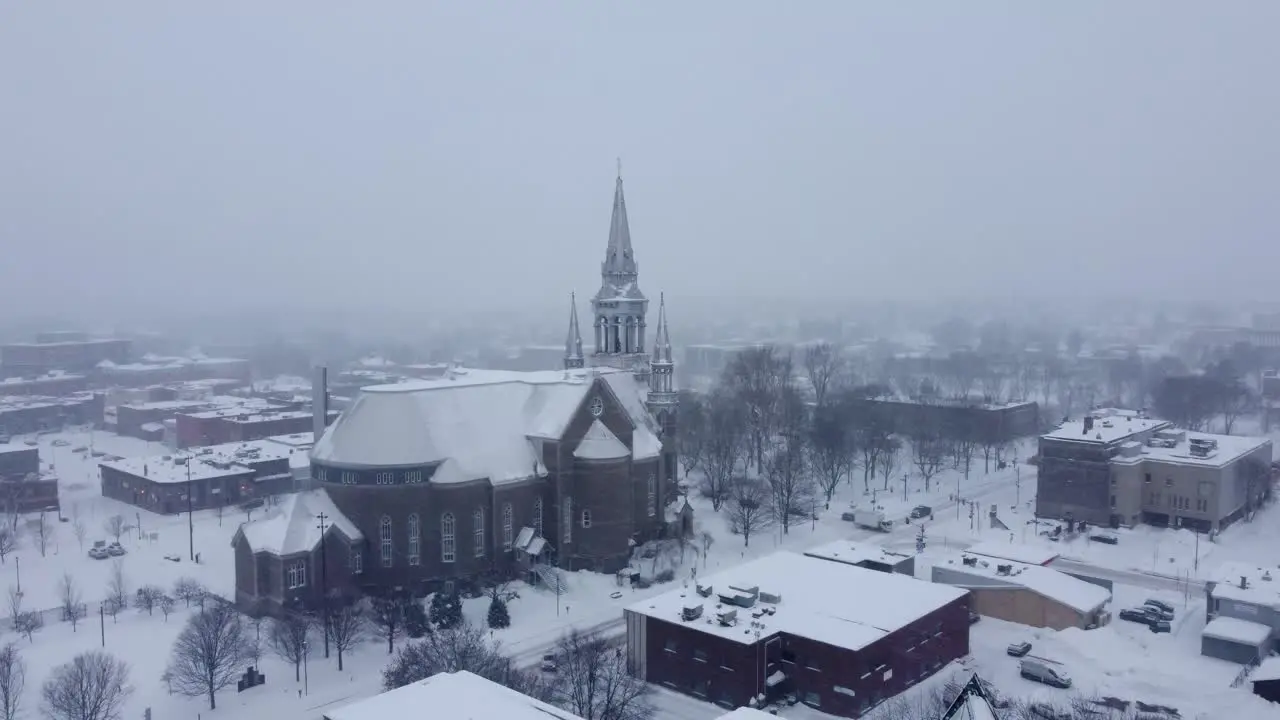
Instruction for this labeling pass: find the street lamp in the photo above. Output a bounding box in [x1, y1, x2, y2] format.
[302, 640, 310, 696]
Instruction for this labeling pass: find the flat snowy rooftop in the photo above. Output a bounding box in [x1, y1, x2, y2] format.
[323, 670, 584, 720]
[939, 553, 1111, 614]
[1202, 616, 1272, 646]
[99, 437, 303, 484]
[627, 551, 965, 650]
[965, 541, 1059, 566]
[714, 709, 776, 720]
[1042, 412, 1169, 444]
[1208, 562, 1280, 610]
[1115, 431, 1271, 468]
[803, 539, 915, 568]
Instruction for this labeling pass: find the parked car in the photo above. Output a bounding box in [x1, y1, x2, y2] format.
[23, 439, 37, 446]
[106, 542, 126, 557]
[1089, 532, 1119, 545]
[1029, 703, 1073, 720]
[52, 438, 70, 447]
[1119, 607, 1154, 625]
[72, 446, 88, 453]
[1144, 599, 1175, 615]
[1020, 657, 1072, 689]
[1148, 619, 1172, 634]
[88, 546, 109, 560]
[90, 450, 106, 457]
[540, 654, 558, 673]
[1007, 641, 1033, 657]
[968, 611, 981, 625]
[910, 505, 932, 519]
[1142, 604, 1174, 622]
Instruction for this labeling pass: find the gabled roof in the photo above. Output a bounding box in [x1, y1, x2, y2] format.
[941, 675, 1000, 720]
[324, 670, 584, 720]
[237, 490, 360, 556]
[574, 420, 629, 460]
[311, 367, 657, 483]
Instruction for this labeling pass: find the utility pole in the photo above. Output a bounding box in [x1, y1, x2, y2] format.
[186, 458, 195, 562]
[14, 556, 19, 595]
[99, 604, 105, 647]
[316, 512, 330, 658]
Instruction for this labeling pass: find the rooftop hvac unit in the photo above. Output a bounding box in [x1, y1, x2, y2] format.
[996, 564, 1013, 575]
[696, 583, 713, 597]
[759, 590, 782, 605]
[681, 603, 703, 622]
[717, 608, 738, 626]
[962, 556, 978, 567]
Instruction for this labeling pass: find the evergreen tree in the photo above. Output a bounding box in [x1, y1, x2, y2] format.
[487, 597, 510, 629]
[405, 602, 429, 639]
[428, 592, 462, 629]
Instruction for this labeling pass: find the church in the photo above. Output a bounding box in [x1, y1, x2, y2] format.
[232, 171, 680, 615]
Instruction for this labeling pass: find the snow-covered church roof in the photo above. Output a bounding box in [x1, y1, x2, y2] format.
[310, 367, 661, 483]
[236, 489, 361, 556]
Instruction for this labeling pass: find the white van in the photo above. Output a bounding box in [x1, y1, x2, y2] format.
[1019, 657, 1072, 689]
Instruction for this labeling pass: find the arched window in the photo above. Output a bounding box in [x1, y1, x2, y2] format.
[441, 512, 456, 563]
[581, 508, 592, 529]
[533, 497, 544, 537]
[647, 474, 657, 517]
[473, 508, 486, 558]
[563, 496, 572, 544]
[379, 516, 393, 568]
[407, 514, 420, 566]
[502, 503, 514, 551]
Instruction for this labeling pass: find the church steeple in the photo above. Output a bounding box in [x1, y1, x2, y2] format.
[602, 161, 638, 282]
[590, 163, 650, 383]
[564, 292, 584, 370]
[648, 293, 677, 407]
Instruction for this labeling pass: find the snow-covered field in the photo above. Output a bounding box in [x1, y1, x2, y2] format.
[6, 427, 1280, 720]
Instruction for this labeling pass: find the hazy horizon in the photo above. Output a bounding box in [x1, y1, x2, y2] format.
[3, 2, 1278, 323]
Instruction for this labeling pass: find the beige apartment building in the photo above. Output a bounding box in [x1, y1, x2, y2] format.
[1038, 409, 1272, 532]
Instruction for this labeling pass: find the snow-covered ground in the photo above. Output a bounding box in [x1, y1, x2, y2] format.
[7, 426, 1280, 720]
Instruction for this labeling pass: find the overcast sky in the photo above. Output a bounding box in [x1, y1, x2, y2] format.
[2, 2, 1277, 321]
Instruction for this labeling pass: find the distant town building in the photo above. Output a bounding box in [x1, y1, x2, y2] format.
[0, 372, 88, 397]
[624, 552, 969, 718]
[0, 392, 105, 436]
[1036, 408, 1272, 531]
[1, 336, 131, 376]
[850, 397, 1040, 444]
[0, 443, 59, 514]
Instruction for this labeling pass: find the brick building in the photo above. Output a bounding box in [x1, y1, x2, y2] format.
[0, 444, 60, 513]
[624, 552, 969, 717]
[851, 397, 1040, 444]
[0, 393, 105, 436]
[931, 553, 1111, 630]
[99, 436, 306, 514]
[173, 402, 316, 449]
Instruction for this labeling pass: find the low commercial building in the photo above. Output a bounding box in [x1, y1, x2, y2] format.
[0, 443, 59, 513]
[0, 372, 88, 397]
[932, 553, 1111, 630]
[322, 670, 585, 720]
[1202, 562, 1280, 663]
[173, 400, 310, 448]
[1037, 409, 1272, 531]
[625, 551, 969, 718]
[803, 540, 916, 576]
[850, 397, 1040, 444]
[94, 355, 251, 388]
[99, 436, 306, 514]
[0, 392, 105, 435]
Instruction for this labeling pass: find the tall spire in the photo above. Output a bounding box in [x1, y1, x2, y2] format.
[602, 166, 637, 279]
[654, 293, 672, 365]
[564, 293, 584, 370]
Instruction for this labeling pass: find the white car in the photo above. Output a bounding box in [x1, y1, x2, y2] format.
[52, 439, 70, 447]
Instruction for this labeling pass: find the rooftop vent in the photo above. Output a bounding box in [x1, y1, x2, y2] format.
[1240, 576, 1249, 590]
[681, 603, 703, 622]
[996, 564, 1013, 576]
[759, 590, 782, 605]
[716, 608, 738, 627]
[1263, 571, 1273, 582]
[962, 556, 978, 567]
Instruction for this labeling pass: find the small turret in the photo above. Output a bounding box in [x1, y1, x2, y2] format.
[565, 293, 585, 370]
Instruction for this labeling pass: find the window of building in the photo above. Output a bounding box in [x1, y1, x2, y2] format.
[443, 580, 455, 596]
[442, 512, 456, 563]
[502, 503, 514, 550]
[663, 638, 678, 653]
[803, 692, 821, 708]
[473, 508, 485, 558]
[406, 470, 423, 484]
[1144, 473, 1152, 484]
[692, 679, 708, 698]
[882, 668, 893, 682]
[693, 649, 708, 663]
[287, 559, 306, 589]
[316, 468, 328, 483]
[533, 497, 544, 537]
[647, 474, 656, 517]
[1110, 494, 1116, 508]
[407, 513, 421, 566]
[379, 516, 393, 567]
[376, 472, 394, 485]
[351, 547, 363, 574]
[342, 471, 357, 485]
[1165, 477, 1173, 487]
[582, 509, 592, 529]
[564, 497, 573, 543]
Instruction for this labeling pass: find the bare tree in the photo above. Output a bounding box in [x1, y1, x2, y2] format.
[909, 427, 949, 493]
[5, 587, 20, 627]
[133, 586, 164, 616]
[725, 478, 772, 547]
[245, 616, 265, 668]
[551, 629, 652, 720]
[879, 436, 902, 492]
[58, 574, 87, 631]
[41, 651, 132, 720]
[106, 560, 128, 615]
[0, 643, 24, 720]
[103, 515, 125, 544]
[951, 434, 979, 486]
[165, 600, 248, 710]
[696, 390, 747, 511]
[172, 577, 205, 607]
[370, 596, 406, 655]
[721, 345, 792, 470]
[72, 514, 88, 552]
[268, 612, 313, 682]
[326, 602, 367, 672]
[13, 613, 40, 643]
[675, 390, 705, 480]
[802, 342, 845, 408]
[764, 387, 813, 535]
[382, 620, 513, 691]
[808, 398, 855, 504]
[0, 527, 15, 565]
[158, 594, 176, 621]
[34, 513, 50, 558]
